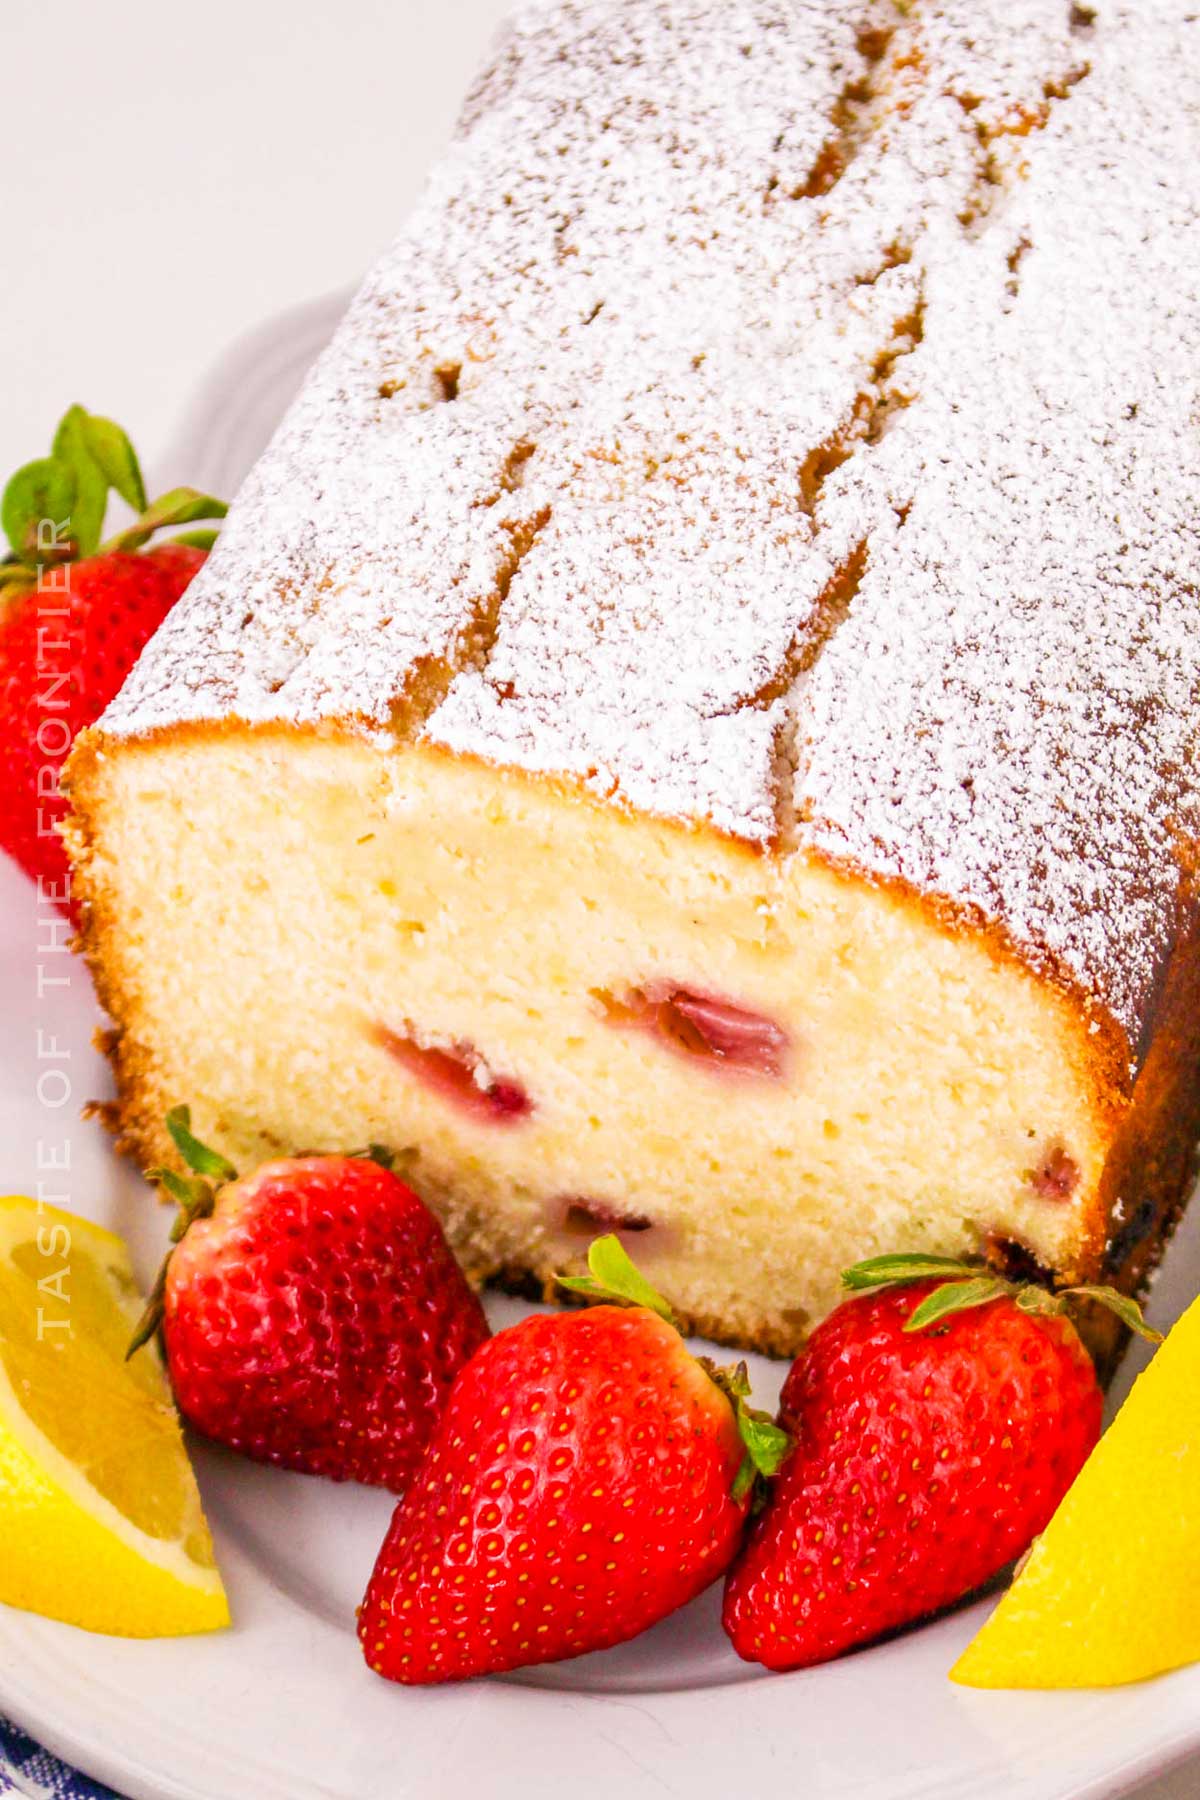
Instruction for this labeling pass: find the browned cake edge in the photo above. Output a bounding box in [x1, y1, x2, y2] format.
[1077, 873, 1200, 1374]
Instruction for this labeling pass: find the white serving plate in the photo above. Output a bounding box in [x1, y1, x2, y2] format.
[2, 309, 1199, 1800]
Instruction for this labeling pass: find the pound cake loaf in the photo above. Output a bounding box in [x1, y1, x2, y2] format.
[65, 0, 1200, 1355]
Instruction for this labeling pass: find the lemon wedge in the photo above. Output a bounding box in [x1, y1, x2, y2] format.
[952, 1293, 1200, 1689]
[0, 1195, 229, 1637]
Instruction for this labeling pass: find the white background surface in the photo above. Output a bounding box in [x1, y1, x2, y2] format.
[0, 3, 1196, 1796]
[1, 0, 512, 487]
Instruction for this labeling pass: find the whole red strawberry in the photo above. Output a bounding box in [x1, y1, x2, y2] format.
[129, 1107, 489, 1493]
[358, 1236, 789, 1683]
[722, 1254, 1156, 1672]
[0, 406, 225, 910]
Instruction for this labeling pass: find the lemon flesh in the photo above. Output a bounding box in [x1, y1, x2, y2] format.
[0, 1195, 229, 1637]
[952, 1294, 1200, 1689]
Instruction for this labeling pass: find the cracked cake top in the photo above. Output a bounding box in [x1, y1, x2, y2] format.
[99, 0, 1200, 1058]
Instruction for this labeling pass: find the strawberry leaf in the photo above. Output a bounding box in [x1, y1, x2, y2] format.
[147, 1164, 214, 1231]
[125, 1260, 170, 1362]
[165, 1104, 238, 1184]
[903, 1275, 1012, 1332]
[557, 1232, 674, 1321]
[343, 1143, 396, 1171]
[732, 1403, 792, 1501]
[171, 528, 220, 552]
[1063, 1284, 1164, 1345]
[51, 406, 108, 559]
[699, 1357, 792, 1501]
[2, 457, 76, 565]
[128, 1164, 218, 1363]
[80, 412, 147, 513]
[0, 560, 35, 595]
[841, 1252, 983, 1292]
[128, 1134, 228, 1363]
[843, 1247, 1163, 1350]
[101, 487, 228, 554]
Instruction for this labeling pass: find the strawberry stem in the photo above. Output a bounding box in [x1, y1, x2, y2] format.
[699, 1359, 792, 1500]
[345, 1143, 397, 1171]
[149, 1167, 218, 1240]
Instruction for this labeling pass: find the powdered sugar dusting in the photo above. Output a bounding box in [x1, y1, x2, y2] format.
[100, 0, 1200, 1054]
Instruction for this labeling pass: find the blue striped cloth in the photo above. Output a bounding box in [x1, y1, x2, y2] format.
[0, 1719, 118, 1799]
